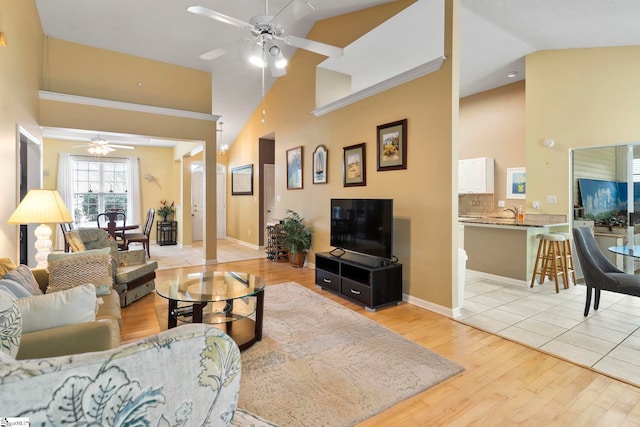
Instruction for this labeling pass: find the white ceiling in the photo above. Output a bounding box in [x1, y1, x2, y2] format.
[35, 0, 640, 148]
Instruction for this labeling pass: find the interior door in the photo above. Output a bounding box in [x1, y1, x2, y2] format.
[264, 164, 275, 244]
[217, 170, 226, 239]
[191, 162, 204, 241]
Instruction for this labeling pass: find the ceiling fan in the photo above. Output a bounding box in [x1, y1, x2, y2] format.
[188, 0, 343, 77]
[74, 137, 135, 155]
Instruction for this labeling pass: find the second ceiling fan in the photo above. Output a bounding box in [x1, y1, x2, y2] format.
[188, 0, 343, 77]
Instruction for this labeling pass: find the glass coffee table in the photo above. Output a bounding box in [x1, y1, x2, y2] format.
[155, 271, 265, 351]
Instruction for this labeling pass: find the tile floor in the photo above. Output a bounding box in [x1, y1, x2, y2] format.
[456, 271, 640, 387]
[132, 239, 265, 270]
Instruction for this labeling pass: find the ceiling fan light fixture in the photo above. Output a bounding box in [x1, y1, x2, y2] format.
[274, 54, 288, 69]
[88, 145, 110, 156]
[248, 43, 266, 68]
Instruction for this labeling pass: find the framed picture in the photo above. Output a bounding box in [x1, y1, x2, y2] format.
[313, 145, 328, 184]
[506, 167, 526, 199]
[231, 164, 253, 195]
[343, 143, 366, 187]
[377, 119, 407, 171]
[287, 146, 303, 190]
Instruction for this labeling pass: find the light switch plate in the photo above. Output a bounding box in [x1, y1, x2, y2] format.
[546, 195, 557, 204]
[498, 200, 505, 207]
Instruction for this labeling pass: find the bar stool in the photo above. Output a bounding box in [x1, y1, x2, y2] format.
[530, 233, 567, 293]
[553, 231, 577, 287]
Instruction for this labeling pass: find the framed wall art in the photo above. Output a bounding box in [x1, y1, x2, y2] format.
[313, 144, 328, 184]
[287, 146, 303, 190]
[343, 143, 366, 187]
[506, 167, 526, 199]
[377, 119, 407, 171]
[231, 164, 253, 195]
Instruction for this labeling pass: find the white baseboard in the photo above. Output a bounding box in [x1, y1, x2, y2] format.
[224, 236, 261, 251]
[466, 269, 529, 287]
[403, 293, 456, 319]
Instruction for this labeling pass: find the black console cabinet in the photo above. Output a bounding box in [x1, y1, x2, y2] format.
[157, 221, 177, 246]
[315, 252, 402, 311]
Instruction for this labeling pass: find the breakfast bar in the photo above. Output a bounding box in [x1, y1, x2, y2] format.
[459, 216, 569, 282]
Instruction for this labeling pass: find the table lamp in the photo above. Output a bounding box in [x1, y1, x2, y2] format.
[8, 189, 73, 268]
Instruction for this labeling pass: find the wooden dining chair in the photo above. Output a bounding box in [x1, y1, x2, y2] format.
[97, 211, 128, 250]
[124, 208, 155, 258]
[59, 222, 75, 252]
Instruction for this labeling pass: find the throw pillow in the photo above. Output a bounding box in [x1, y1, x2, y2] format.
[47, 248, 113, 294]
[0, 279, 32, 299]
[17, 283, 97, 333]
[0, 289, 21, 358]
[0, 258, 17, 276]
[3, 265, 43, 296]
[65, 230, 86, 252]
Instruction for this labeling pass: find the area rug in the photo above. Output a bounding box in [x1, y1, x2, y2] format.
[155, 282, 463, 426]
[236, 282, 463, 426]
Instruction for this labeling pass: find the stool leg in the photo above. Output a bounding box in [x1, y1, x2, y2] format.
[549, 241, 560, 293]
[531, 239, 545, 288]
[566, 241, 577, 286]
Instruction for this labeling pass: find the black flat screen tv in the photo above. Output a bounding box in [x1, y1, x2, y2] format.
[330, 198, 393, 259]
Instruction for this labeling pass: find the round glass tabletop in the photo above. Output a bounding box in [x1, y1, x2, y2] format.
[155, 271, 265, 303]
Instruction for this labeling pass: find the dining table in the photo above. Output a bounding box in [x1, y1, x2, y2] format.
[608, 245, 640, 273]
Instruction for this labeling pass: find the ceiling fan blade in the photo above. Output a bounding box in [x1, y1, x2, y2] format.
[270, 0, 314, 31]
[199, 39, 249, 61]
[280, 35, 343, 58]
[108, 144, 134, 150]
[187, 6, 252, 31]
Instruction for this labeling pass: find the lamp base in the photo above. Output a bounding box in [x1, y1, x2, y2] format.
[33, 223, 53, 269]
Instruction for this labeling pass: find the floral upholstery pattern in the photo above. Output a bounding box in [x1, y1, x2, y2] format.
[0, 324, 244, 426]
[0, 290, 21, 357]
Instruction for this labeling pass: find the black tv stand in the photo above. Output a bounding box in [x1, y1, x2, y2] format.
[315, 252, 402, 311]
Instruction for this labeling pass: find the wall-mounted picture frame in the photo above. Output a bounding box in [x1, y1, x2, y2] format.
[313, 144, 328, 184]
[377, 119, 407, 171]
[506, 167, 526, 199]
[287, 146, 303, 190]
[231, 164, 253, 196]
[343, 143, 366, 187]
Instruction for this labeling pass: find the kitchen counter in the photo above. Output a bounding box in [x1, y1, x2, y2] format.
[459, 215, 569, 282]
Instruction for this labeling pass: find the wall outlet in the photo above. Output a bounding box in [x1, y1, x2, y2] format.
[276, 195, 281, 202]
[546, 195, 557, 204]
[532, 201, 540, 209]
[498, 200, 505, 207]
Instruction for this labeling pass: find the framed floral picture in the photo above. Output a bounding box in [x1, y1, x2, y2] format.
[343, 143, 366, 187]
[506, 167, 526, 199]
[313, 145, 328, 184]
[287, 146, 303, 190]
[377, 119, 407, 171]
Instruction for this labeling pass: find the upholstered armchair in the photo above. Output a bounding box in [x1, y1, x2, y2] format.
[71, 229, 158, 307]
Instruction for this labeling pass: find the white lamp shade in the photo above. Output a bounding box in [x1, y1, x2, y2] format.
[8, 189, 72, 225]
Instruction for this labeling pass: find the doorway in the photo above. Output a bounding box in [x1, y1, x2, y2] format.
[18, 128, 42, 266]
[191, 162, 204, 241]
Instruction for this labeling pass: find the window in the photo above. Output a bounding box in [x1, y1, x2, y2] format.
[71, 156, 128, 224]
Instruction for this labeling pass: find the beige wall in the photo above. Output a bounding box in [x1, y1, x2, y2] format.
[459, 81, 525, 208]
[0, 0, 44, 260]
[227, 0, 460, 308]
[526, 46, 640, 216]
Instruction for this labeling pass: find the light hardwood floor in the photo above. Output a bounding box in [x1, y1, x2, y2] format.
[122, 259, 640, 426]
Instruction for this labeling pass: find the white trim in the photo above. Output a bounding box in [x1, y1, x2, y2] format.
[224, 236, 260, 251]
[403, 292, 455, 319]
[466, 269, 529, 287]
[311, 56, 446, 117]
[39, 91, 219, 122]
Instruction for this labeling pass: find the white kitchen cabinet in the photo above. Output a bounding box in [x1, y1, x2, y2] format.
[458, 157, 494, 193]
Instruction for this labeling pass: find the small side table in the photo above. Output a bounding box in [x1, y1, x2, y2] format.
[157, 221, 177, 246]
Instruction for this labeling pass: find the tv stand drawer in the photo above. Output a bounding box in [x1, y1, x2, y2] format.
[341, 278, 372, 306]
[316, 269, 340, 292]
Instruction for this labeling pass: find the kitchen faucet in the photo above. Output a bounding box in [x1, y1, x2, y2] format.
[504, 206, 518, 217]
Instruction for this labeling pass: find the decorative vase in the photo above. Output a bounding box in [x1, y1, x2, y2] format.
[288, 251, 306, 268]
[162, 215, 167, 222]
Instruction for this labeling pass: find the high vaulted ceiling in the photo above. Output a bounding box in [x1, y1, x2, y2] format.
[35, 0, 640, 148]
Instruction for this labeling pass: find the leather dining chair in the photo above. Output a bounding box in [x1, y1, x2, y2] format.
[572, 226, 640, 316]
[97, 211, 127, 250]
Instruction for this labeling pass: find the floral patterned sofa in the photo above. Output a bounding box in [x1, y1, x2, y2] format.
[0, 284, 274, 426]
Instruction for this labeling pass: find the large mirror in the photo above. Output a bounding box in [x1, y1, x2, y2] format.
[312, 0, 445, 116]
[572, 143, 640, 273]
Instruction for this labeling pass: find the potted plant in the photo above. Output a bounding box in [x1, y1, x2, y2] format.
[281, 209, 313, 268]
[158, 199, 175, 221]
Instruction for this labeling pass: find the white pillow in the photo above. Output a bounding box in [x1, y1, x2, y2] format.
[17, 283, 97, 333]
